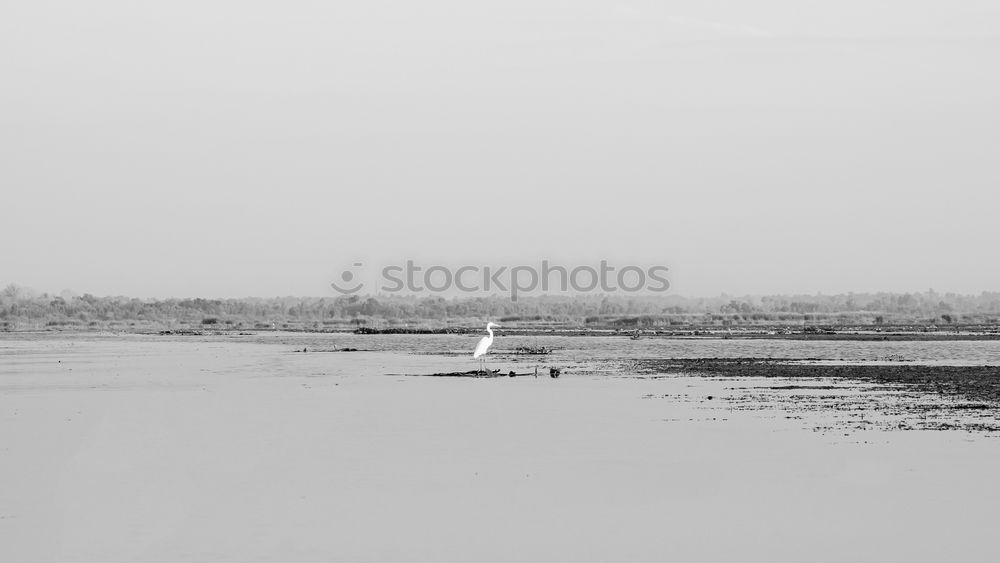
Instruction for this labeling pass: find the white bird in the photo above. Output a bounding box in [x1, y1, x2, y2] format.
[473, 322, 500, 373]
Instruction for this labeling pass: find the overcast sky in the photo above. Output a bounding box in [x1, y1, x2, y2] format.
[3, 1, 999, 298]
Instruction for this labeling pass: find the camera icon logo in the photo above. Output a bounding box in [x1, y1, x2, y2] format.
[330, 262, 365, 295]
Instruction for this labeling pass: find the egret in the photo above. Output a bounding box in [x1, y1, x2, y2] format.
[473, 322, 500, 373]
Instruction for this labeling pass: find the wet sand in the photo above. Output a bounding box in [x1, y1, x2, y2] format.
[3, 335, 1000, 562]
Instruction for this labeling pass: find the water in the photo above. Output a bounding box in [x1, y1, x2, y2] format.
[179, 332, 1000, 365]
[3, 332, 1000, 562]
[5, 333, 1000, 379]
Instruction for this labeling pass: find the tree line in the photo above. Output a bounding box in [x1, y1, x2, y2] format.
[3, 284, 999, 330]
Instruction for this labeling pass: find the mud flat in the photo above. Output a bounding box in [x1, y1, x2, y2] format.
[633, 358, 1000, 433]
[636, 358, 1000, 402]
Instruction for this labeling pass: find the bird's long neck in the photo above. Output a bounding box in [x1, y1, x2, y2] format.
[486, 327, 493, 339]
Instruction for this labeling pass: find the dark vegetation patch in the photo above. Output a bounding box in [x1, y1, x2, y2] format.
[636, 358, 1000, 404]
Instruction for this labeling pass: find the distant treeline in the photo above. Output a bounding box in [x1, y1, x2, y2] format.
[3, 284, 1000, 331]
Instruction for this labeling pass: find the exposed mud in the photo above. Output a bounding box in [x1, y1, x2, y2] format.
[633, 358, 1000, 434]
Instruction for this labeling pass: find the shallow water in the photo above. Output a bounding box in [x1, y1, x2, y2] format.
[176, 331, 1000, 365]
[3, 334, 1000, 562]
[8, 331, 1000, 366]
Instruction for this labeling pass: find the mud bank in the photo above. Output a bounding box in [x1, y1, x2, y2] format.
[637, 358, 1000, 404]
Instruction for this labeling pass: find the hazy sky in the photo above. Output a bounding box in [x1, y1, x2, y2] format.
[3, 1, 999, 297]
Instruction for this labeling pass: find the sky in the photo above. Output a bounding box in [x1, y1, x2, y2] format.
[3, 1, 999, 298]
